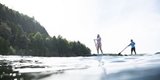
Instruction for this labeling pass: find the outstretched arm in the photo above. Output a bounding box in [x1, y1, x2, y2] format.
[128, 43, 131, 46]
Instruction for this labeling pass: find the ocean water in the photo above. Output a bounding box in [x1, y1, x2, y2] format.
[0, 54, 160, 80]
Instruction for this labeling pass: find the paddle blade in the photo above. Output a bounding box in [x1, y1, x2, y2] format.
[118, 53, 122, 56]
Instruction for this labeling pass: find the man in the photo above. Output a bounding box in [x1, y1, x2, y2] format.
[128, 39, 136, 55]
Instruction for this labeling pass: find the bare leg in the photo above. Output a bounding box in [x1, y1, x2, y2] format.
[97, 47, 99, 54]
[100, 46, 103, 54]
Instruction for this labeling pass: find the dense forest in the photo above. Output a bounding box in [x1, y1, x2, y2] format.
[0, 3, 91, 57]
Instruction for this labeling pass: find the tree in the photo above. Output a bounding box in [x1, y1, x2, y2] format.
[0, 36, 10, 55]
[0, 3, 91, 57]
[69, 41, 91, 56]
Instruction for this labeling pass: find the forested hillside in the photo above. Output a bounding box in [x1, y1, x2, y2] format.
[0, 3, 91, 56]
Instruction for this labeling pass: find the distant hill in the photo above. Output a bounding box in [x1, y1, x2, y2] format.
[0, 3, 91, 56]
[0, 3, 48, 35]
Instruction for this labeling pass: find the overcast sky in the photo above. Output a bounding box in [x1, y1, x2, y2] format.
[1, 0, 160, 54]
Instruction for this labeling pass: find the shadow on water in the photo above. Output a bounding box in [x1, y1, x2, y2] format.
[99, 66, 160, 80]
[105, 66, 160, 80]
[21, 71, 59, 80]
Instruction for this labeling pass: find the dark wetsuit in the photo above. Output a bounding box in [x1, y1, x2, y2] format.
[129, 41, 136, 55]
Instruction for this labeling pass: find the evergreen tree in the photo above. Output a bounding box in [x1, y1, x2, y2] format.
[0, 37, 10, 55]
[0, 3, 91, 56]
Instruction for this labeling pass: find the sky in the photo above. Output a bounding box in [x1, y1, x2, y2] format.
[0, 0, 160, 54]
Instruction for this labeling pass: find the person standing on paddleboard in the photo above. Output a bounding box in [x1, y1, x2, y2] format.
[94, 34, 103, 54]
[128, 39, 136, 55]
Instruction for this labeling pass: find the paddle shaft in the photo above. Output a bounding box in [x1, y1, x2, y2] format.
[94, 39, 97, 49]
[119, 45, 129, 54]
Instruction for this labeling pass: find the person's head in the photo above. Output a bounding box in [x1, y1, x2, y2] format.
[131, 39, 133, 42]
[97, 34, 100, 38]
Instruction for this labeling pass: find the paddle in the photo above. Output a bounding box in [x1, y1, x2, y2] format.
[118, 45, 129, 56]
[94, 39, 98, 55]
[94, 39, 97, 48]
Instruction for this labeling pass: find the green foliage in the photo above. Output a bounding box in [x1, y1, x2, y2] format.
[69, 41, 91, 56]
[0, 3, 48, 36]
[0, 22, 11, 40]
[0, 36, 10, 54]
[0, 3, 91, 57]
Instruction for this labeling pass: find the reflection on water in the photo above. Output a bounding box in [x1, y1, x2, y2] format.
[0, 58, 88, 80]
[0, 59, 50, 80]
[0, 60, 22, 80]
[1, 54, 160, 80]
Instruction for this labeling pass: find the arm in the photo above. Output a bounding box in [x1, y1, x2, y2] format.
[128, 43, 131, 46]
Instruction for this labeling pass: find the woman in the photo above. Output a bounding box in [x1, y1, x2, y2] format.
[94, 34, 103, 54]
